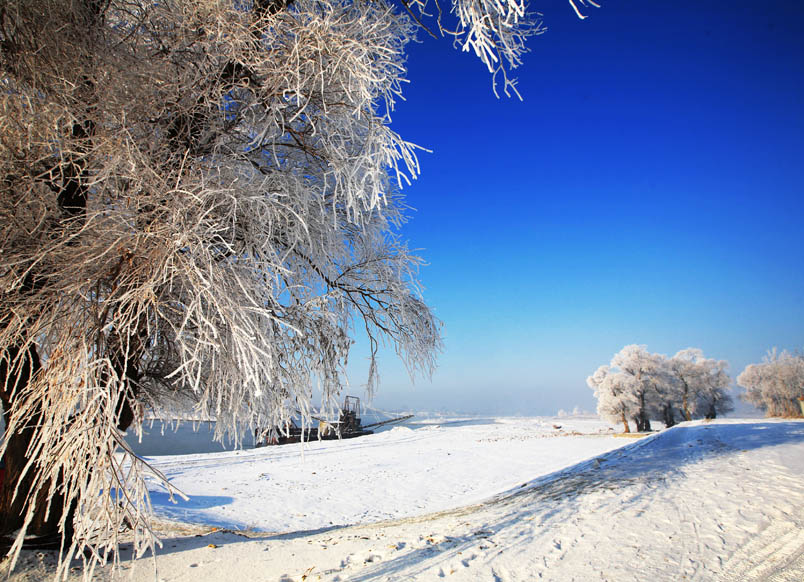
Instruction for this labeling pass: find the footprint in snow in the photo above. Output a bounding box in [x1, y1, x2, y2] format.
[461, 553, 478, 568]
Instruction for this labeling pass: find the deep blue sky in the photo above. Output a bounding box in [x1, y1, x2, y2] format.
[350, 0, 804, 415]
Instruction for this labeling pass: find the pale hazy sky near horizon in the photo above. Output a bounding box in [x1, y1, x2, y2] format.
[345, 0, 804, 416]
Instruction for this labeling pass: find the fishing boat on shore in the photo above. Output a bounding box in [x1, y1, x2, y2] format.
[255, 395, 413, 446]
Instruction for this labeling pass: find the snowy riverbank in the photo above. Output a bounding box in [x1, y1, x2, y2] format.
[140, 416, 624, 532]
[5, 417, 804, 581]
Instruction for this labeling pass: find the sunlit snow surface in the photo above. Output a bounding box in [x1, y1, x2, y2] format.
[141, 416, 625, 532]
[115, 417, 804, 580]
[9, 417, 804, 581]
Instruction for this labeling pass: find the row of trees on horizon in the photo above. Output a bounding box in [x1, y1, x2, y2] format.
[587, 345, 733, 433]
[588, 346, 804, 433]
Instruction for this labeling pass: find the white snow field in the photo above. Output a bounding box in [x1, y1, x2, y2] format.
[139, 416, 626, 532]
[6, 417, 804, 581]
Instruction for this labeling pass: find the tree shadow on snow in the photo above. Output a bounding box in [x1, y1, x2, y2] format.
[344, 421, 804, 581]
[120, 523, 347, 561]
[98, 421, 803, 580]
[114, 528, 252, 561]
[147, 492, 239, 531]
[500, 421, 804, 508]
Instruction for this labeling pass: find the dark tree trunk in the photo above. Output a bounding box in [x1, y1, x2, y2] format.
[1, 116, 94, 544]
[633, 391, 651, 432]
[662, 403, 676, 428]
[2, 0, 285, 551]
[0, 344, 72, 543]
[110, 337, 142, 433]
[1, 345, 42, 536]
[1, 338, 140, 544]
[681, 381, 692, 421]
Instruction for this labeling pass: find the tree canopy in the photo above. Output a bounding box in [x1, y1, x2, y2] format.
[738, 349, 804, 417]
[588, 345, 733, 433]
[0, 0, 573, 575]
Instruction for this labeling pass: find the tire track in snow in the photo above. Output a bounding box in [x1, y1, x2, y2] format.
[14, 420, 801, 582]
[719, 521, 804, 582]
[336, 422, 804, 582]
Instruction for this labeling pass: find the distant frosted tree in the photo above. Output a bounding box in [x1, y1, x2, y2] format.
[591, 345, 732, 430]
[667, 348, 732, 421]
[610, 345, 663, 432]
[650, 353, 689, 428]
[669, 348, 706, 421]
[586, 365, 638, 433]
[696, 357, 733, 419]
[737, 364, 764, 411]
[738, 350, 804, 417]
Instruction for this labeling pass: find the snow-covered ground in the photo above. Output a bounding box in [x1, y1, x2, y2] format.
[4, 417, 804, 581]
[140, 416, 624, 532]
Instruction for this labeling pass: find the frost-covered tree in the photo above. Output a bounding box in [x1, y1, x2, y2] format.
[696, 357, 733, 419]
[591, 345, 732, 431]
[649, 352, 690, 428]
[0, 0, 591, 575]
[610, 345, 663, 432]
[668, 349, 733, 421]
[738, 349, 804, 417]
[669, 348, 705, 421]
[586, 365, 638, 433]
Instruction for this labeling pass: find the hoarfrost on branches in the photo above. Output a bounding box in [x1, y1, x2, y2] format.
[567, 0, 601, 20]
[589, 345, 733, 433]
[0, 0, 440, 574]
[0, 0, 598, 574]
[738, 349, 804, 417]
[609, 345, 664, 432]
[696, 356, 733, 419]
[668, 348, 706, 421]
[586, 364, 639, 433]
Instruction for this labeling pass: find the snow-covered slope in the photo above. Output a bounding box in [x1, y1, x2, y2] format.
[5, 418, 804, 581]
[141, 416, 623, 532]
